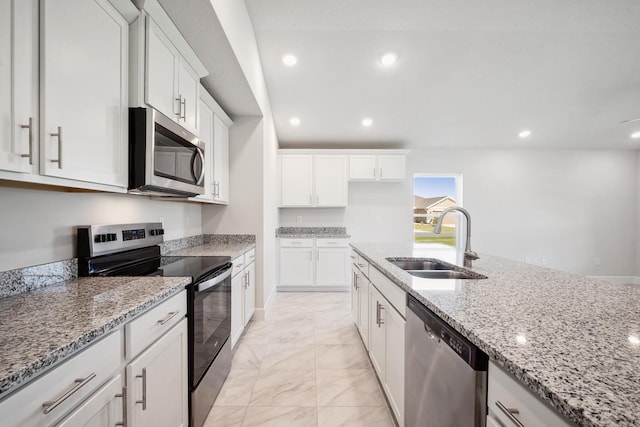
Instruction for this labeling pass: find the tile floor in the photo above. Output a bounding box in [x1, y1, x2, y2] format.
[204, 292, 395, 427]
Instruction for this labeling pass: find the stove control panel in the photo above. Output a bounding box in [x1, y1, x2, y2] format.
[77, 222, 164, 257]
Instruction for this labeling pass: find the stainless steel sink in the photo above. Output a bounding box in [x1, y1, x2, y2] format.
[386, 257, 487, 280]
[405, 270, 477, 279]
[387, 260, 450, 271]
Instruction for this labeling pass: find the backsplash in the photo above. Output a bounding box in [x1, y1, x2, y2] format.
[276, 227, 348, 236]
[204, 234, 257, 245]
[0, 259, 77, 299]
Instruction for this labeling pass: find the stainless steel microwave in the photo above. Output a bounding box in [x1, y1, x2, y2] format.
[129, 107, 205, 197]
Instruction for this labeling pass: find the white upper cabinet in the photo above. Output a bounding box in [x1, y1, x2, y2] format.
[41, 0, 130, 187]
[279, 154, 348, 207]
[0, 0, 38, 175]
[349, 153, 406, 181]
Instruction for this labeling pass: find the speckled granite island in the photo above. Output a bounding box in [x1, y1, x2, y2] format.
[351, 242, 640, 427]
[276, 226, 351, 239]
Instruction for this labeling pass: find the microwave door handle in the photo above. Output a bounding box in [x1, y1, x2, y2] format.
[191, 148, 205, 186]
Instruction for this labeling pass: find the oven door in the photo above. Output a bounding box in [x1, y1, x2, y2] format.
[190, 266, 232, 387]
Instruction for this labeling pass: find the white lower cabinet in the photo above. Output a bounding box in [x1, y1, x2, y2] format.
[231, 249, 256, 348]
[350, 257, 370, 349]
[488, 361, 572, 427]
[126, 319, 188, 427]
[57, 374, 124, 427]
[279, 238, 350, 290]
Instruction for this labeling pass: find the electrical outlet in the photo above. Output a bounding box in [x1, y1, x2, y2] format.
[296, 215, 303, 223]
[375, 215, 382, 223]
[541, 258, 547, 266]
[594, 258, 601, 266]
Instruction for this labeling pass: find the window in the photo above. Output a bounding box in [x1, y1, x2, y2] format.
[413, 175, 461, 247]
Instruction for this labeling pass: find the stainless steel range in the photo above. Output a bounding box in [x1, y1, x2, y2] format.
[77, 223, 232, 427]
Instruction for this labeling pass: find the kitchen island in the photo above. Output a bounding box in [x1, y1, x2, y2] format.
[351, 242, 640, 427]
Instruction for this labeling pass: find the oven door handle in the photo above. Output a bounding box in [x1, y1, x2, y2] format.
[195, 268, 232, 292]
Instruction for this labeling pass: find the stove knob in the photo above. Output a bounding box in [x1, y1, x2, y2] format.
[150, 228, 165, 236]
[94, 234, 107, 243]
[107, 233, 117, 242]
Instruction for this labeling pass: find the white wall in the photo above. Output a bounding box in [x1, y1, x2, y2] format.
[281, 148, 637, 276]
[637, 150, 640, 276]
[0, 186, 202, 271]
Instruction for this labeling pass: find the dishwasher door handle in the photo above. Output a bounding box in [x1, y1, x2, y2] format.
[424, 323, 440, 343]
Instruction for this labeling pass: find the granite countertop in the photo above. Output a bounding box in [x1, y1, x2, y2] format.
[0, 276, 190, 398]
[276, 226, 351, 239]
[351, 242, 640, 427]
[167, 241, 255, 258]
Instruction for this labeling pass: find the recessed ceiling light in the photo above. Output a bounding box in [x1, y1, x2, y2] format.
[629, 335, 640, 345]
[361, 118, 373, 127]
[518, 130, 532, 138]
[282, 54, 297, 66]
[379, 52, 397, 66]
[289, 117, 300, 126]
[515, 334, 527, 345]
[631, 131, 640, 139]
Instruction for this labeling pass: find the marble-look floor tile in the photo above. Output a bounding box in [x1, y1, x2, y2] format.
[261, 343, 315, 370]
[243, 406, 317, 427]
[317, 406, 393, 427]
[315, 343, 369, 369]
[274, 311, 316, 323]
[269, 322, 315, 346]
[314, 311, 354, 326]
[231, 339, 270, 369]
[242, 319, 275, 337]
[316, 369, 385, 407]
[250, 369, 317, 407]
[203, 406, 246, 427]
[315, 323, 361, 345]
[214, 369, 260, 406]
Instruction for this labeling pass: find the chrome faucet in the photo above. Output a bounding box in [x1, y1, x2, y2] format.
[433, 206, 479, 268]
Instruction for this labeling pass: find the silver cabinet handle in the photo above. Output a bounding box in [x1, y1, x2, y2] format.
[20, 117, 33, 165]
[42, 372, 96, 414]
[136, 368, 147, 410]
[115, 386, 127, 427]
[50, 126, 62, 168]
[378, 303, 384, 326]
[157, 310, 179, 325]
[354, 273, 358, 290]
[235, 262, 244, 269]
[181, 98, 186, 121]
[375, 301, 380, 326]
[358, 263, 366, 268]
[495, 400, 524, 427]
[373, 167, 376, 178]
[175, 95, 183, 118]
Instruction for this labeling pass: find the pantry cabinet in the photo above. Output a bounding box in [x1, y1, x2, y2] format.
[279, 154, 348, 207]
[40, 0, 131, 187]
[0, 0, 38, 175]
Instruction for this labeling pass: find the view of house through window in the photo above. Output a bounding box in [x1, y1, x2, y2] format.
[413, 175, 459, 246]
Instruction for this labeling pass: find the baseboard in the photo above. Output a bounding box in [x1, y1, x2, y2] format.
[589, 275, 640, 285]
[276, 286, 350, 292]
[253, 285, 277, 321]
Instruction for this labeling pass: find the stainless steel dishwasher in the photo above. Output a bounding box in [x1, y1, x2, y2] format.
[406, 295, 488, 427]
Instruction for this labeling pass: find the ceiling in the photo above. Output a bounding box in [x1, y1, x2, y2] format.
[244, 0, 640, 150]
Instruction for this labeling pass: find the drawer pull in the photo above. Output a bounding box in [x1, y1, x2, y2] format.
[157, 310, 179, 325]
[42, 372, 96, 414]
[358, 263, 366, 268]
[136, 368, 147, 410]
[496, 400, 524, 427]
[235, 262, 244, 269]
[115, 386, 127, 427]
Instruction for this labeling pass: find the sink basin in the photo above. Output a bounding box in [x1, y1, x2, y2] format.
[386, 259, 451, 271]
[405, 270, 478, 279]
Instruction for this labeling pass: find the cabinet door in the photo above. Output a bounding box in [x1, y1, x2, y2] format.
[384, 303, 406, 426]
[358, 275, 370, 349]
[279, 247, 314, 286]
[0, 0, 37, 174]
[193, 99, 214, 201]
[177, 60, 199, 134]
[127, 319, 188, 427]
[350, 267, 359, 324]
[368, 286, 386, 379]
[349, 155, 376, 180]
[212, 114, 229, 203]
[57, 375, 124, 427]
[41, 0, 128, 187]
[231, 271, 244, 348]
[378, 155, 406, 180]
[244, 262, 256, 325]
[280, 155, 313, 206]
[146, 18, 178, 120]
[316, 248, 350, 286]
[314, 155, 348, 206]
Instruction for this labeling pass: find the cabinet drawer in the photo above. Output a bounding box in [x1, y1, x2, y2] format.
[369, 266, 406, 318]
[125, 290, 186, 359]
[0, 330, 121, 427]
[232, 254, 245, 277]
[316, 238, 349, 248]
[279, 238, 314, 248]
[488, 361, 572, 427]
[352, 252, 370, 278]
[245, 248, 256, 265]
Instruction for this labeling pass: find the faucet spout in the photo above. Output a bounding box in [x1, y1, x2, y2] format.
[433, 206, 479, 268]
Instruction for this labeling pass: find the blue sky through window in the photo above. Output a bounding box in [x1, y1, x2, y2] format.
[414, 176, 456, 199]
